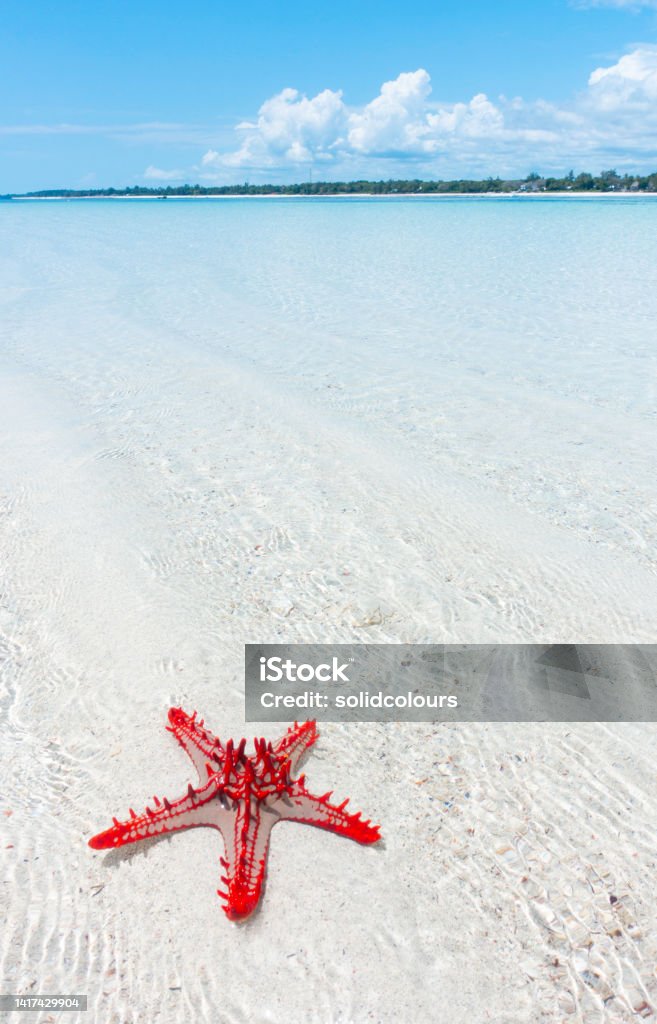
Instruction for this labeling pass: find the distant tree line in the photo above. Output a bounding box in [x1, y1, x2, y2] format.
[4, 169, 657, 199]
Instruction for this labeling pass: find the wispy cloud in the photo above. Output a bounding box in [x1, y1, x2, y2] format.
[0, 122, 217, 146]
[574, 0, 657, 9]
[0, 123, 102, 136]
[143, 164, 186, 181]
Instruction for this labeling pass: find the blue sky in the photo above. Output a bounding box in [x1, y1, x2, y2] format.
[2, 0, 657, 190]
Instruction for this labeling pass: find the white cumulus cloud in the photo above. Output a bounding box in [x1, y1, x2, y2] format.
[202, 70, 515, 169]
[203, 86, 347, 169]
[347, 69, 435, 154]
[587, 45, 657, 108]
[196, 52, 657, 178]
[427, 93, 505, 139]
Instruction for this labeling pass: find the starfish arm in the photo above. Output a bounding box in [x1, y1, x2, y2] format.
[217, 797, 280, 921]
[272, 719, 318, 774]
[88, 776, 234, 850]
[167, 707, 224, 783]
[279, 786, 381, 845]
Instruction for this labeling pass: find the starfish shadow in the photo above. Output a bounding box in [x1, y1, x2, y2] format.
[98, 832, 268, 926]
[100, 830, 176, 867]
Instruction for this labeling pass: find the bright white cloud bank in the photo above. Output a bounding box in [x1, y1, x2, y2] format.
[198, 46, 657, 178]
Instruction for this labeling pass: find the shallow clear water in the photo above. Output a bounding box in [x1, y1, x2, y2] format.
[1, 197, 656, 1023]
[4, 196, 657, 585]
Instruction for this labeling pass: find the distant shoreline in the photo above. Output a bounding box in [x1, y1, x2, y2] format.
[5, 191, 657, 201]
[3, 170, 657, 201]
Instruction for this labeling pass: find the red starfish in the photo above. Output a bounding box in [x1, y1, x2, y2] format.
[89, 709, 381, 920]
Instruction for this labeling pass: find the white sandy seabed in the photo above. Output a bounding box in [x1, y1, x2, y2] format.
[1, 198, 657, 1023]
